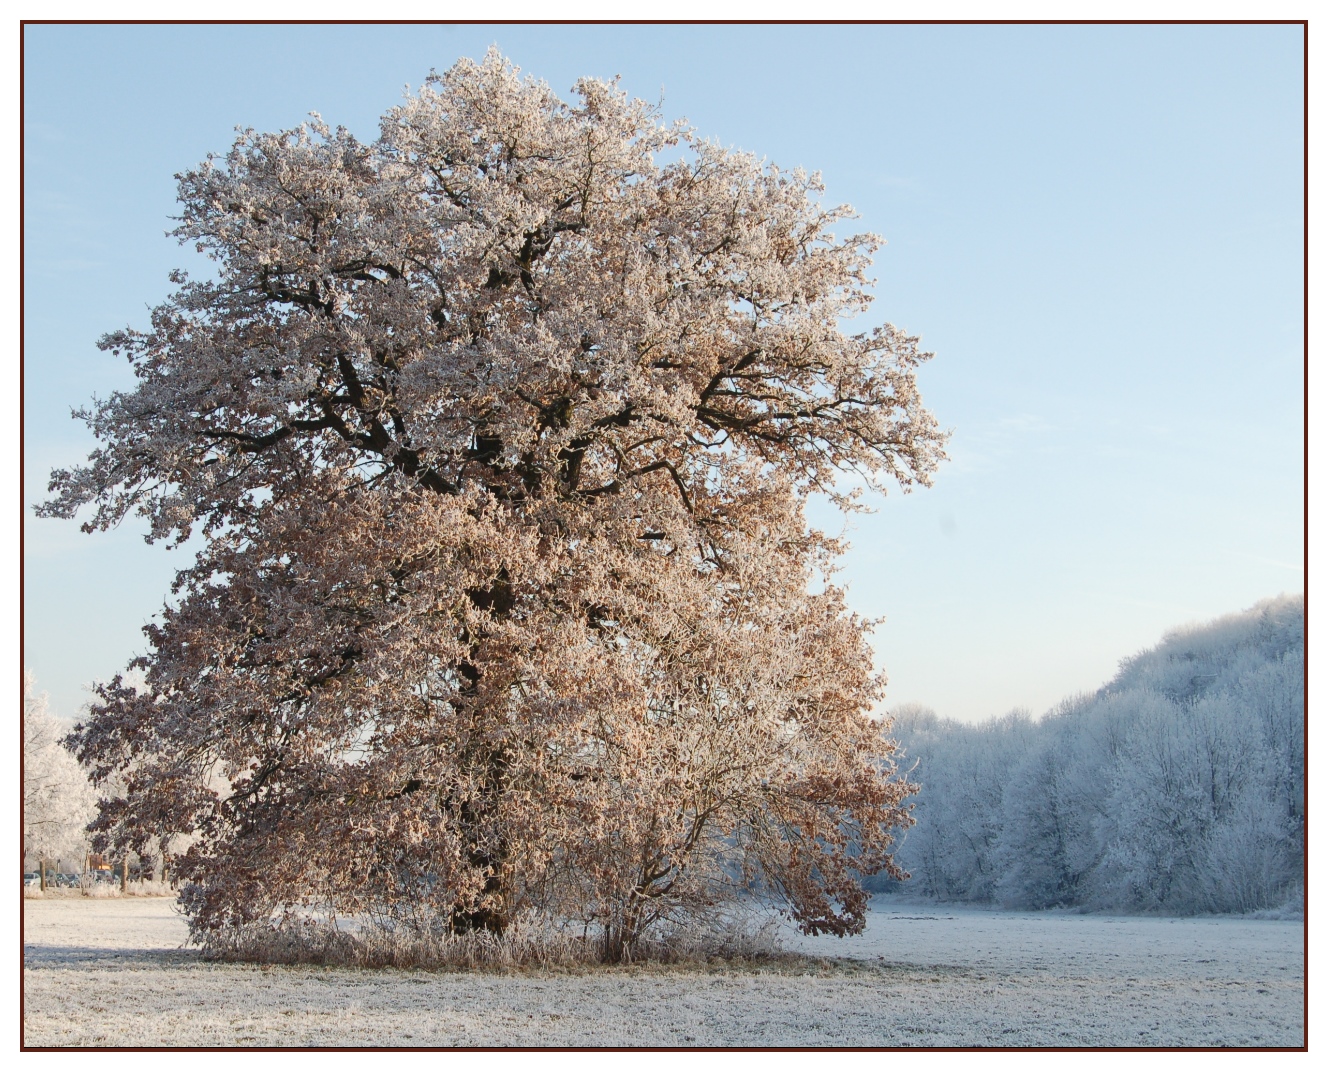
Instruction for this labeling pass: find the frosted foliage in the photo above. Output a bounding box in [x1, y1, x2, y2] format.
[41, 52, 944, 957]
[881, 595, 1303, 915]
[884, 707, 1034, 902]
[1111, 596, 1303, 701]
[24, 673, 95, 865]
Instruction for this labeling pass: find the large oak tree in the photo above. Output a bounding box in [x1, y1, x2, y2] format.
[44, 52, 946, 959]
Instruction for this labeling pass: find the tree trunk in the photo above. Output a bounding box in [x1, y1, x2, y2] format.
[39, 857, 46, 893]
[446, 601, 515, 936]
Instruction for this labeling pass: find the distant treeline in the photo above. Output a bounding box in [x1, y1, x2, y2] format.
[876, 595, 1304, 915]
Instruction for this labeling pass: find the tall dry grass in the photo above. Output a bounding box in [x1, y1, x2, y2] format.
[200, 910, 789, 970]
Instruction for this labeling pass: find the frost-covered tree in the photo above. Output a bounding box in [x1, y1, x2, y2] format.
[41, 52, 945, 956]
[23, 673, 95, 883]
[995, 695, 1115, 910]
[877, 706, 1033, 901]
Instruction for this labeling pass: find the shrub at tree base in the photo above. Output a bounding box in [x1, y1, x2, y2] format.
[202, 910, 788, 970]
[45, 52, 945, 961]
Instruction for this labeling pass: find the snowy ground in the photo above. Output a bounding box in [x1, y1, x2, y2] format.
[23, 897, 1303, 1047]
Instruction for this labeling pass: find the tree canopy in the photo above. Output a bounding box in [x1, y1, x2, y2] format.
[44, 51, 946, 958]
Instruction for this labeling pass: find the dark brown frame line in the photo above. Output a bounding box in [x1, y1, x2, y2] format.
[17, 17, 1310, 1053]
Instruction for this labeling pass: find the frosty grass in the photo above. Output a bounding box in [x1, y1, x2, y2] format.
[23, 896, 1303, 1047]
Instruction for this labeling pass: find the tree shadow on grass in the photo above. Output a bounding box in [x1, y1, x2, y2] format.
[23, 944, 199, 969]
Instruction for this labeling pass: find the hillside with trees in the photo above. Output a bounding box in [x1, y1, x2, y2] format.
[876, 594, 1304, 916]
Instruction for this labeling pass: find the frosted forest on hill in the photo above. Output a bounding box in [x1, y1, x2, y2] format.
[875, 594, 1305, 916]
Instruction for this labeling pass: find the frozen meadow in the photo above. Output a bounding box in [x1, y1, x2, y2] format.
[23, 896, 1303, 1047]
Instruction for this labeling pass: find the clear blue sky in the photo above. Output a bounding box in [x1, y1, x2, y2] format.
[23, 23, 1304, 724]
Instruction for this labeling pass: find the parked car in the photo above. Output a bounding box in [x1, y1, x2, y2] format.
[23, 872, 39, 888]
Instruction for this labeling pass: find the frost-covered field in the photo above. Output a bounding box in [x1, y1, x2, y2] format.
[23, 897, 1303, 1047]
